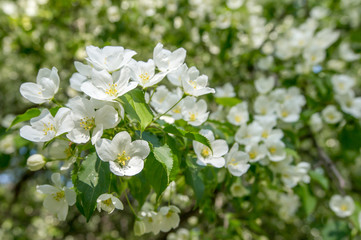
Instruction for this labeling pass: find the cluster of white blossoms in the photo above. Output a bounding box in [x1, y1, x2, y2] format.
[275, 18, 339, 72]
[134, 204, 181, 236]
[18, 43, 218, 225]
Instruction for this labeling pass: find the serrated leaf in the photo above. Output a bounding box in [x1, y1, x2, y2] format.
[163, 124, 212, 150]
[50, 106, 61, 116]
[143, 153, 168, 197]
[215, 97, 242, 107]
[119, 88, 153, 131]
[153, 144, 173, 180]
[8, 108, 41, 130]
[75, 152, 111, 221]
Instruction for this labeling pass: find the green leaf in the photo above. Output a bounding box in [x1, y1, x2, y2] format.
[8, 108, 41, 130]
[185, 167, 205, 203]
[309, 170, 329, 190]
[50, 106, 61, 116]
[75, 152, 111, 221]
[321, 219, 350, 240]
[215, 97, 242, 107]
[153, 144, 173, 180]
[143, 153, 168, 197]
[163, 124, 212, 150]
[119, 88, 153, 131]
[128, 172, 150, 208]
[296, 184, 317, 216]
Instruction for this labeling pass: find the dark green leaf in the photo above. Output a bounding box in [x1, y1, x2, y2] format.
[163, 124, 212, 150]
[119, 88, 153, 131]
[143, 153, 168, 197]
[185, 167, 205, 203]
[128, 172, 150, 208]
[8, 108, 41, 130]
[75, 152, 111, 221]
[296, 184, 317, 216]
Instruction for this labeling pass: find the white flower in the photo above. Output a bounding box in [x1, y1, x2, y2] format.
[138, 211, 161, 235]
[81, 68, 138, 102]
[279, 193, 300, 221]
[227, 0, 244, 9]
[309, 113, 323, 132]
[270, 156, 310, 188]
[339, 42, 360, 62]
[254, 76, 275, 94]
[335, 91, 361, 118]
[245, 143, 267, 163]
[95, 131, 150, 176]
[27, 154, 46, 171]
[253, 95, 277, 119]
[151, 86, 184, 120]
[66, 97, 120, 144]
[69, 61, 92, 91]
[129, 59, 166, 88]
[265, 139, 286, 162]
[182, 66, 215, 97]
[167, 228, 190, 240]
[226, 143, 250, 176]
[276, 101, 302, 122]
[85, 45, 136, 72]
[20, 67, 60, 104]
[159, 205, 181, 232]
[193, 129, 228, 168]
[181, 96, 209, 126]
[20, 108, 74, 142]
[167, 63, 188, 87]
[215, 83, 236, 98]
[153, 43, 186, 72]
[227, 102, 249, 126]
[257, 119, 283, 141]
[0, 134, 15, 154]
[230, 181, 249, 198]
[322, 105, 343, 124]
[234, 122, 263, 146]
[329, 195, 355, 218]
[331, 74, 355, 95]
[96, 193, 124, 214]
[36, 173, 76, 221]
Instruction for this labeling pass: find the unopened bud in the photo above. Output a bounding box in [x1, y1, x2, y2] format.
[27, 154, 46, 171]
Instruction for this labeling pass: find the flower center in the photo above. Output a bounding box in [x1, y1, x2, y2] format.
[105, 83, 118, 96]
[166, 211, 173, 218]
[249, 151, 257, 160]
[117, 150, 130, 166]
[235, 115, 242, 123]
[340, 204, 348, 211]
[52, 191, 65, 201]
[201, 147, 211, 158]
[281, 111, 289, 118]
[139, 73, 150, 84]
[102, 198, 112, 206]
[262, 131, 269, 138]
[43, 123, 55, 135]
[229, 158, 238, 166]
[189, 113, 197, 121]
[269, 147, 276, 154]
[80, 117, 95, 130]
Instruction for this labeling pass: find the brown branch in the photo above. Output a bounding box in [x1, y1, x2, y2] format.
[310, 134, 346, 195]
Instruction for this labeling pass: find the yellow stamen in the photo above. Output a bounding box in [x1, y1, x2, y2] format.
[43, 123, 55, 135]
[201, 147, 211, 158]
[105, 83, 118, 96]
[103, 198, 112, 206]
[235, 115, 242, 123]
[340, 204, 348, 211]
[52, 191, 65, 201]
[189, 113, 197, 121]
[262, 131, 269, 139]
[139, 73, 150, 84]
[229, 158, 238, 166]
[79, 117, 95, 130]
[281, 111, 289, 118]
[117, 150, 130, 166]
[249, 151, 257, 160]
[269, 147, 276, 154]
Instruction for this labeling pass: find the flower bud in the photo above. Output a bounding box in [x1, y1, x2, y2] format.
[134, 220, 146, 236]
[27, 154, 46, 171]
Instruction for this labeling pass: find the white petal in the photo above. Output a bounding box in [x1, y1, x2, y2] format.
[127, 140, 150, 160]
[124, 157, 144, 176]
[65, 188, 76, 206]
[95, 138, 117, 162]
[95, 105, 119, 129]
[20, 83, 47, 104]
